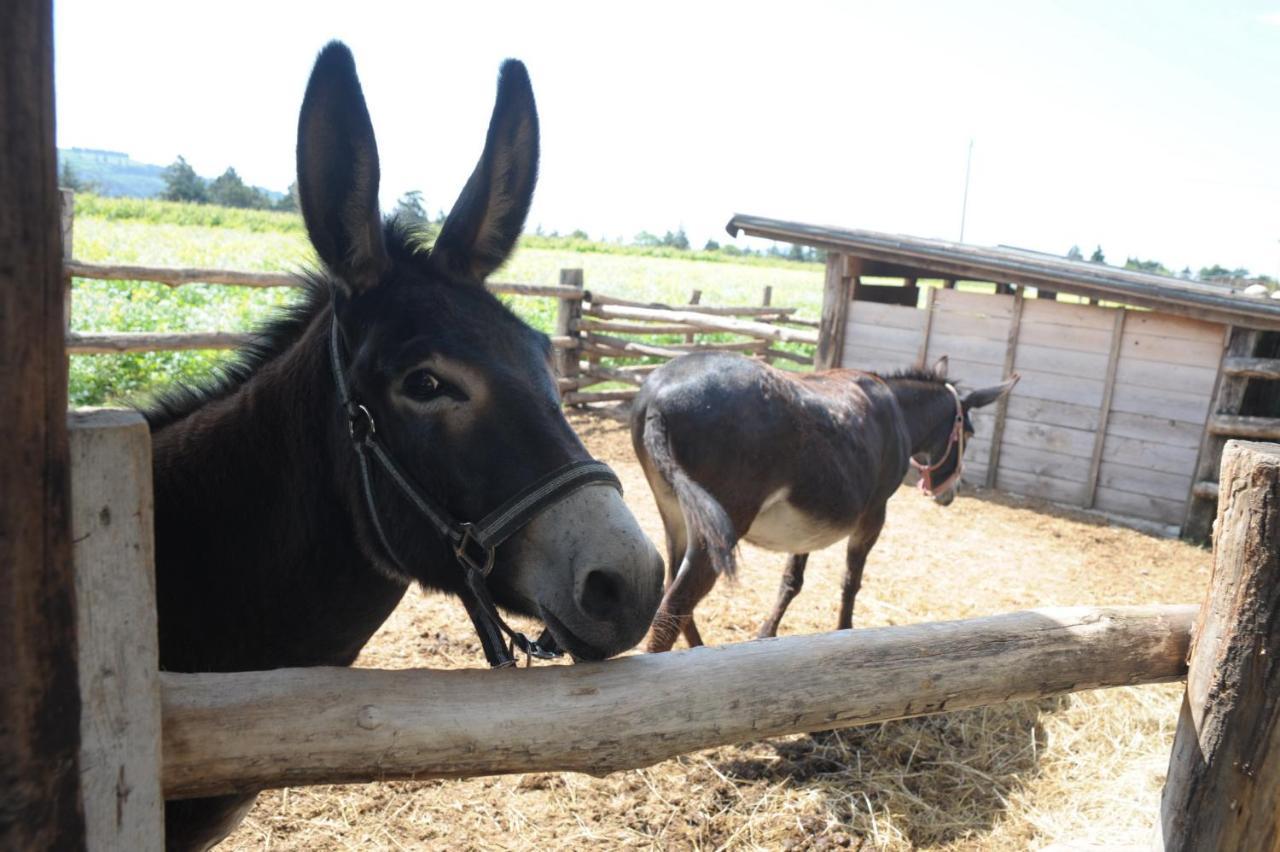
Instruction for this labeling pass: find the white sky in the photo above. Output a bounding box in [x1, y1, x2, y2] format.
[55, 0, 1280, 277]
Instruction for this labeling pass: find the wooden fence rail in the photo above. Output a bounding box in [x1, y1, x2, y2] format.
[160, 604, 1194, 799]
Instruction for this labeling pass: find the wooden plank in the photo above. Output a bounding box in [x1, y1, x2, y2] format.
[1160, 442, 1280, 850]
[930, 309, 1011, 340]
[841, 344, 916, 375]
[915, 286, 937, 369]
[585, 305, 818, 345]
[925, 332, 1007, 366]
[1000, 418, 1097, 458]
[1016, 320, 1115, 354]
[847, 300, 927, 330]
[1113, 357, 1219, 397]
[159, 606, 1194, 798]
[933, 357, 1007, 386]
[1207, 414, 1280, 440]
[1009, 368, 1106, 407]
[1119, 329, 1224, 367]
[1184, 327, 1256, 541]
[932, 288, 1015, 319]
[1005, 396, 1101, 431]
[69, 411, 163, 851]
[1093, 486, 1186, 525]
[985, 288, 1022, 488]
[996, 443, 1092, 483]
[61, 188, 74, 330]
[1105, 411, 1204, 450]
[994, 467, 1090, 505]
[588, 292, 795, 317]
[1008, 342, 1110, 378]
[1122, 310, 1223, 343]
[816, 253, 853, 369]
[1108, 382, 1213, 424]
[554, 269, 583, 385]
[1222, 356, 1280, 380]
[1094, 460, 1192, 503]
[0, 0, 87, 846]
[1020, 297, 1118, 330]
[1191, 480, 1218, 500]
[1101, 434, 1200, 476]
[1085, 309, 1126, 508]
[845, 321, 922, 353]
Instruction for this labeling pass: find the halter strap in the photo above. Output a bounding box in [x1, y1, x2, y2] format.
[328, 316, 622, 667]
[909, 382, 966, 497]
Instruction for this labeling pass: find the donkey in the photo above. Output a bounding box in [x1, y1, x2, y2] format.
[149, 43, 662, 850]
[631, 351, 1016, 653]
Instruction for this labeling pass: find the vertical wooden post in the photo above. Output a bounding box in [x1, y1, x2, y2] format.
[761, 285, 772, 307]
[915, 285, 937, 370]
[62, 188, 74, 331]
[1158, 441, 1280, 850]
[984, 287, 1024, 489]
[684, 289, 702, 345]
[816, 253, 858, 370]
[941, 278, 956, 290]
[1084, 308, 1127, 508]
[554, 269, 583, 396]
[70, 410, 163, 850]
[0, 0, 88, 846]
[1184, 326, 1260, 541]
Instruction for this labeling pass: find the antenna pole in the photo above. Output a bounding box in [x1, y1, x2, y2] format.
[959, 139, 974, 242]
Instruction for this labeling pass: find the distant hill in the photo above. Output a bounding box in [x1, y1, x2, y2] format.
[57, 147, 283, 201]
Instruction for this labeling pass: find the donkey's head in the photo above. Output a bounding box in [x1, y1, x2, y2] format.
[910, 358, 1019, 506]
[299, 42, 662, 661]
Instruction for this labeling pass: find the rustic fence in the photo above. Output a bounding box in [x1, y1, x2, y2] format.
[62, 194, 819, 406]
[63, 407, 1280, 849]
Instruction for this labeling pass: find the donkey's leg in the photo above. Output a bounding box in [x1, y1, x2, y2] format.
[837, 508, 886, 630]
[645, 545, 718, 653]
[757, 552, 809, 638]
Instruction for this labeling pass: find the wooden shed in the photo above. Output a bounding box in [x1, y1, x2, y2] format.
[727, 214, 1280, 539]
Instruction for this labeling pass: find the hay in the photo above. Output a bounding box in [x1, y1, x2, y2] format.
[225, 412, 1209, 850]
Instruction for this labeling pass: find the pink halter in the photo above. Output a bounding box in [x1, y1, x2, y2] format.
[910, 383, 966, 497]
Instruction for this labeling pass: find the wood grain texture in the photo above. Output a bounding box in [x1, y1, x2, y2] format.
[1159, 442, 1280, 850]
[0, 0, 87, 845]
[160, 605, 1195, 799]
[817, 253, 853, 369]
[554, 269, 584, 383]
[69, 410, 163, 851]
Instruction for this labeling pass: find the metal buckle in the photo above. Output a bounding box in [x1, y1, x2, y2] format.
[454, 524, 497, 577]
[347, 403, 376, 444]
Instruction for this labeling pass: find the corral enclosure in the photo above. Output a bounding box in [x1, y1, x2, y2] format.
[730, 214, 1280, 539]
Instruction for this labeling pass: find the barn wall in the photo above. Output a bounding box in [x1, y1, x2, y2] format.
[840, 287, 1226, 530]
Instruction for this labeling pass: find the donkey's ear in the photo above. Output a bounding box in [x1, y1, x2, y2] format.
[963, 374, 1020, 410]
[931, 355, 949, 379]
[297, 41, 387, 292]
[433, 60, 539, 281]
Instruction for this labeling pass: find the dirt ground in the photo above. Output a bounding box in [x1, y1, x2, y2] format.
[224, 411, 1211, 851]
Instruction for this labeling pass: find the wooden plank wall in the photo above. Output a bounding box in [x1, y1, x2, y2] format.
[840, 287, 1226, 530]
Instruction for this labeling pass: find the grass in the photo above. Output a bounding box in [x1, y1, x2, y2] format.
[68, 196, 825, 406]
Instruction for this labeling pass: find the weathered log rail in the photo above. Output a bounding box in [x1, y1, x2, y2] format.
[161, 604, 1195, 799]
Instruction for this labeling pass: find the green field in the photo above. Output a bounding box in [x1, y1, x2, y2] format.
[69, 196, 825, 406]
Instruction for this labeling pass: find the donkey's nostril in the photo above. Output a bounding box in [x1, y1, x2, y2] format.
[579, 569, 623, 621]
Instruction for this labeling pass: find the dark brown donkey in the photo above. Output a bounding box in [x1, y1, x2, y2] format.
[151, 43, 662, 850]
[631, 351, 1016, 652]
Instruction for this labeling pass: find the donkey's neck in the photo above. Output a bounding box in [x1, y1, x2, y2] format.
[885, 379, 955, 454]
[150, 306, 407, 673]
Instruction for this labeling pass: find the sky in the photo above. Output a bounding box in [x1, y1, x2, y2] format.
[54, 0, 1280, 277]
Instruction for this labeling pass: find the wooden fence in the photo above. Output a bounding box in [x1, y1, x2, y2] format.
[62, 408, 1280, 849]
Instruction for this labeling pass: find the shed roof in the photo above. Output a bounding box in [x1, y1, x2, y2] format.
[726, 214, 1280, 331]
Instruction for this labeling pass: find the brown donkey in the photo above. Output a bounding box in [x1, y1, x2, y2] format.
[631, 351, 1016, 652]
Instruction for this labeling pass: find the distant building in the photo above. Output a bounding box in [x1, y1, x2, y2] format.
[69, 147, 129, 166]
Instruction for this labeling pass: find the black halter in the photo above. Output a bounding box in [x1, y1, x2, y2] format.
[328, 316, 622, 668]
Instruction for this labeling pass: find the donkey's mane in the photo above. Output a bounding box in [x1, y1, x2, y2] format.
[142, 218, 429, 431]
[880, 366, 950, 385]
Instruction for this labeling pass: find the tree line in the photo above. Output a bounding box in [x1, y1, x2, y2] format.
[1067, 244, 1274, 288]
[160, 156, 298, 211]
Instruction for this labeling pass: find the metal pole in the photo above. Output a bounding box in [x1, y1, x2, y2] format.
[959, 138, 974, 243]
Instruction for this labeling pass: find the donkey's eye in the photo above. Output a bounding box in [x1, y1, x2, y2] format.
[402, 369, 443, 401]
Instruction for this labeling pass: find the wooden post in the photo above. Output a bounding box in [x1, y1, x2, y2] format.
[1158, 441, 1280, 850]
[985, 287, 1024, 489]
[554, 269, 583, 394]
[915, 285, 937, 370]
[1084, 308, 1127, 508]
[0, 0, 88, 846]
[62, 188, 74, 331]
[1184, 327, 1260, 542]
[816, 253, 858, 370]
[70, 410, 163, 850]
[684, 289, 702, 345]
[761, 285, 772, 307]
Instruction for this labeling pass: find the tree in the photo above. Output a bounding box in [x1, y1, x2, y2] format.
[58, 160, 97, 194]
[703, 239, 720, 251]
[274, 181, 299, 212]
[788, 243, 806, 262]
[661, 228, 689, 250]
[1124, 257, 1171, 276]
[208, 167, 267, 208]
[569, 229, 590, 240]
[1066, 245, 1083, 261]
[634, 231, 661, 247]
[1089, 245, 1106, 264]
[161, 155, 207, 203]
[394, 190, 428, 224]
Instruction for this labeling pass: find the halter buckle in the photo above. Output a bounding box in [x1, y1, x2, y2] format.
[347, 403, 376, 445]
[454, 524, 497, 577]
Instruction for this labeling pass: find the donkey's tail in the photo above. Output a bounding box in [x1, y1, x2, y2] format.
[641, 409, 737, 577]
